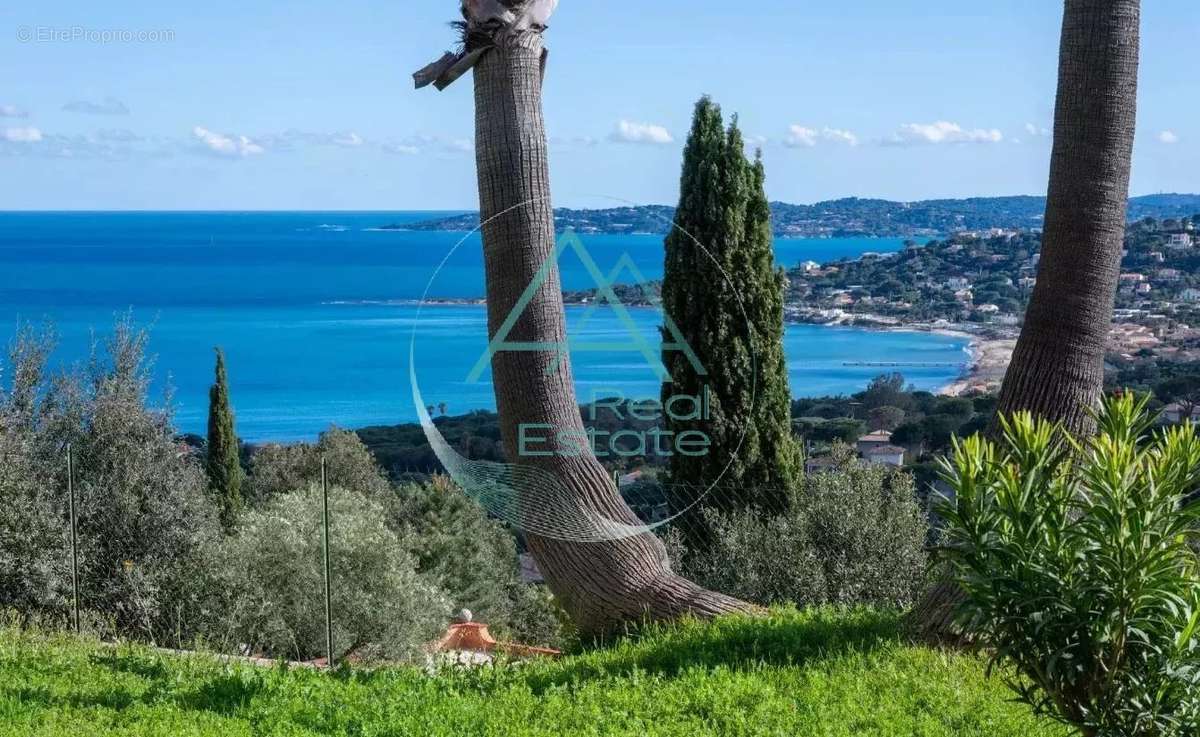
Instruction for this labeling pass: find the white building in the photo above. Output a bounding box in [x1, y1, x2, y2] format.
[1168, 233, 1194, 249]
[1163, 403, 1200, 424]
[863, 445, 906, 468]
[856, 431, 894, 455]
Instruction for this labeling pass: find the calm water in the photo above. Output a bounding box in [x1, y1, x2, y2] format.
[0, 212, 967, 441]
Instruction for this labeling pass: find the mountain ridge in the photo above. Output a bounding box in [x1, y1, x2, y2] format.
[390, 194, 1200, 238]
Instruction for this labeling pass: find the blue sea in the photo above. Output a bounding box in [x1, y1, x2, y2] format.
[0, 212, 969, 441]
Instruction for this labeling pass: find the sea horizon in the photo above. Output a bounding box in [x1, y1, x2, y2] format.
[0, 211, 969, 442]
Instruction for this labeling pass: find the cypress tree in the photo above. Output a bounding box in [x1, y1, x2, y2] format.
[206, 348, 242, 528]
[661, 97, 802, 543]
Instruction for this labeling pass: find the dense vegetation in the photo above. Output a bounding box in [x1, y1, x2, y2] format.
[786, 215, 1200, 327]
[0, 609, 1067, 737]
[669, 449, 928, 610]
[661, 96, 801, 521]
[938, 395, 1200, 735]
[0, 321, 562, 661]
[398, 194, 1200, 238]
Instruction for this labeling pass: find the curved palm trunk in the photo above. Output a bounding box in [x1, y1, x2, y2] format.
[469, 21, 750, 633]
[912, 0, 1141, 644]
[994, 0, 1140, 435]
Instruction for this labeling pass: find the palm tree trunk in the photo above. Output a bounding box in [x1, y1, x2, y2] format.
[994, 0, 1141, 435]
[470, 23, 751, 634]
[912, 0, 1140, 644]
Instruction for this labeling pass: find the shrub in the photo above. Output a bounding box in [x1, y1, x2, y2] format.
[937, 393, 1200, 737]
[249, 433, 565, 648]
[389, 476, 565, 647]
[0, 328, 69, 615]
[245, 427, 391, 503]
[0, 321, 223, 644]
[212, 484, 449, 662]
[675, 449, 929, 609]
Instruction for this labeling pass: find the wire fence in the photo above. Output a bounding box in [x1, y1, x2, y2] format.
[29, 437, 932, 669]
[55, 444, 344, 666]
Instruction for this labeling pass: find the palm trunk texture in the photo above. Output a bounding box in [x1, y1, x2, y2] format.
[471, 26, 751, 634]
[912, 0, 1141, 643]
[994, 0, 1140, 435]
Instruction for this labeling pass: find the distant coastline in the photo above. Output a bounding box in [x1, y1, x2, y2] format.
[383, 194, 1200, 239]
[389, 298, 984, 397]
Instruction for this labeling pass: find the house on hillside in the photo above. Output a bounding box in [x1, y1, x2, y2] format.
[1163, 403, 1200, 424]
[1168, 233, 1194, 249]
[862, 445, 906, 468]
[857, 430, 894, 454]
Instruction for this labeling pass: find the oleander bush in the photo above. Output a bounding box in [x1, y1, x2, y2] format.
[937, 393, 1200, 737]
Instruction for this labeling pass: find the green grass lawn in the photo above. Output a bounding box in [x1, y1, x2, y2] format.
[0, 608, 1067, 737]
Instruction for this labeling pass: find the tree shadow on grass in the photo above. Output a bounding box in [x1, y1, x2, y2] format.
[522, 608, 900, 692]
[176, 672, 268, 716]
[5, 684, 145, 711]
[89, 650, 169, 682]
[85, 649, 267, 717]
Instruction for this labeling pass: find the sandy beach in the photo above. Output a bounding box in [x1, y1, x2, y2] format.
[938, 335, 1016, 396]
[784, 310, 1017, 397]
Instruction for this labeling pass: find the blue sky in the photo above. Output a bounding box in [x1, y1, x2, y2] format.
[0, 1, 1195, 210]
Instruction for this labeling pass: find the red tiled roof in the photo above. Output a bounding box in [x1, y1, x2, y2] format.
[433, 622, 560, 659]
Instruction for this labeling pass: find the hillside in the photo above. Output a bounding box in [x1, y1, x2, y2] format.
[391, 194, 1200, 238]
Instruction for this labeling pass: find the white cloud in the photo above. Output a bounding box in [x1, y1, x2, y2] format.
[820, 127, 859, 147]
[192, 126, 264, 157]
[62, 97, 130, 115]
[785, 126, 818, 148]
[609, 120, 674, 145]
[1024, 123, 1050, 138]
[0, 105, 28, 119]
[785, 125, 859, 148]
[1159, 130, 1180, 144]
[378, 134, 472, 155]
[2, 126, 43, 143]
[887, 121, 1004, 145]
[331, 132, 364, 147]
